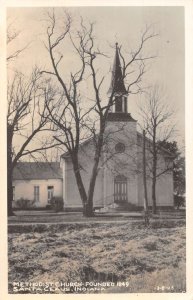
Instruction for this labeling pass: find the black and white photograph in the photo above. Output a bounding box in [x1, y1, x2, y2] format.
[1, 1, 191, 297]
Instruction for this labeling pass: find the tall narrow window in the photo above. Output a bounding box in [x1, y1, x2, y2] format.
[34, 186, 40, 202]
[47, 186, 54, 204]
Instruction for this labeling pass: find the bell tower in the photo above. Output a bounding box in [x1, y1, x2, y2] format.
[107, 43, 135, 122]
[103, 43, 138, 208]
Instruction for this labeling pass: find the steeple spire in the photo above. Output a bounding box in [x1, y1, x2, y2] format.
[108, 43, 127, 95]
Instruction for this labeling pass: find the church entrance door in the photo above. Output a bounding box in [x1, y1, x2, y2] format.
[114, 175, 127, 202]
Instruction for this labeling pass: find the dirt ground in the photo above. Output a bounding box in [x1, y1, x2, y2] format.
[8, 220, 186, 294]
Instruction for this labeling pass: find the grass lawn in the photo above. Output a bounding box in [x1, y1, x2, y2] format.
[8, 219, 186, 294]
[8, 209, 185, 224]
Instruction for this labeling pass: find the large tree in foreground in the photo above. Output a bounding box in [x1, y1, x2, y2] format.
[7, 69, 59, 216]
[44, 10, 157, 216]
[138, 85, 175, 214]
[7, 22, 60, 216]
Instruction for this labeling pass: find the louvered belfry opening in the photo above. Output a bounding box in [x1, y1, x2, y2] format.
[114, 175, 128, 203]
[115, 96, 122, 112]
[115, 96, 127, 113]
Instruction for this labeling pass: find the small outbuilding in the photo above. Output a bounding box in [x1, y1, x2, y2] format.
[12, 162, 63, 207]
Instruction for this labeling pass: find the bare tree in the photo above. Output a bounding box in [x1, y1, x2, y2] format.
[143, 130, 149, 225]
[7, 20, 29, 62]
[44, 10, 157, 216]
[7, 69, 60, 216]
[7, 21, 61, 216]
[138, 85, 175, 214]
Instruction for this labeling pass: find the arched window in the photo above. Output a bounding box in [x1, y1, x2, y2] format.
[114, 175, 127, 202]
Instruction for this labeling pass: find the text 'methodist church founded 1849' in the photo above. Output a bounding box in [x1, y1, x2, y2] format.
[60, 44, 174, 211]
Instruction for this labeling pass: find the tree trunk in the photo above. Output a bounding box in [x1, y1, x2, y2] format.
[143, 130, 149, 226]
[86, 129, 104, 217]
[72, 155, 88, 214]
[7, 124, 14, 216]
[152, 176, 157, 214]
[7, 157, 14, 216]
[152, 153, 157, 214]
[86, 161, 98, 217]
[7, 168, 14, 216]
[152, 128, 157, 214]
[83, 202, 94, 217]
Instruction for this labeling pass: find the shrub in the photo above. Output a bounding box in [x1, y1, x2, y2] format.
[14, 198, 35, 209]
[174, 195, 185, 209]
[50, 196, 64, 212]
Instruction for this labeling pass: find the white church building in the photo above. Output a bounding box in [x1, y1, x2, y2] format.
[12, 47, 174, 211]
[60, 46, 174, 211]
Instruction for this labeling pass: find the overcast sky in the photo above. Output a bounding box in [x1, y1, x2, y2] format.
[7, 6, 185, 148]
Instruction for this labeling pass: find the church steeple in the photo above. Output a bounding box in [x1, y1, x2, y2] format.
[107, 44, 136, 122]
[108, 43, 127, 95]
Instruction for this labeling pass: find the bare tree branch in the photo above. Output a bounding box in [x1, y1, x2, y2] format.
[138, 85, 175, 214]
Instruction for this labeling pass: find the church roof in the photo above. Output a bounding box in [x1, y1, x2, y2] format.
[107, 112, 136, 122]
[61, 132, 174, 160]
[108, 43, 127, 95]
[13, 162, 62, 180]
[137, 132, 174, 158]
